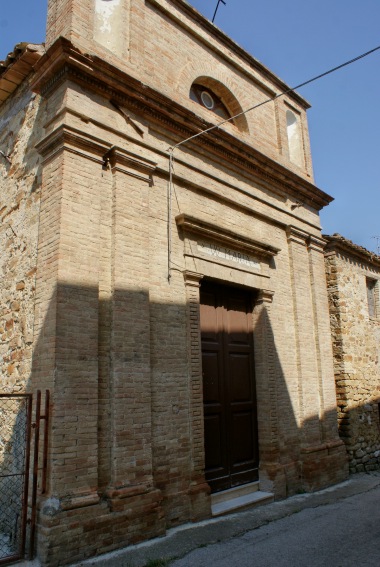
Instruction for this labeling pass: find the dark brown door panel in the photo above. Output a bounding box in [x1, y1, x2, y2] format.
[200, 281, 259, 493]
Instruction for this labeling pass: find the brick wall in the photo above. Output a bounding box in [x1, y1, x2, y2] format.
[44, 0, 314, 181]
[0, 1, 351, 564]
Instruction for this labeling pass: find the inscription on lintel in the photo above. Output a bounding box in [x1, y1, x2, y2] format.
[198, 241, 261, 271]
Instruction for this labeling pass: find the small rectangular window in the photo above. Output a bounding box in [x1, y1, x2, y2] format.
[366, 278, 378, 318]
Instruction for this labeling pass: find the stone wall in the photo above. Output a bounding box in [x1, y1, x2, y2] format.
[0, 66, 43, 559]
[325, 236, 380, 473]
[0, 78, 42, 394]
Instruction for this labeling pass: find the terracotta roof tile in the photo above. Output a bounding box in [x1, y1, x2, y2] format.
[324, 233, 380, 267]
[0, 43, 45, 105]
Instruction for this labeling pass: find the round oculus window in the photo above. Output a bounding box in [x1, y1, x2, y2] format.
[201, 91, 215, 110]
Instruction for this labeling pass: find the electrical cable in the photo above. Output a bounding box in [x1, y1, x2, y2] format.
[212, 0, 226, 23]
[166, 43, 380, 281]
[169, 44, 380, 152]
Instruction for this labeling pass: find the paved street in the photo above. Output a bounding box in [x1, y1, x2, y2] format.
[170, 482, 380, 567]
[72, 473, 380, 567]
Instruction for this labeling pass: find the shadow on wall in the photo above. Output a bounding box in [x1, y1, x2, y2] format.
[1, 280, 351, 562]
[250, 299, 348, 497]
[336, 377, 380, 473]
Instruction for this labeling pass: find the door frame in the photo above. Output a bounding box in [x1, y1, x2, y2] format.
[183, 271, 280, 502]
[200, 279, 260, 492]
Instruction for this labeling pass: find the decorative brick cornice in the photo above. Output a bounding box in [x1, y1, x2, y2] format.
[183, 271, 204, 288]
[307, 235, 326, 253]
[35, 124, 111, 163]
[256, 289, 275, 304]
[30, 38, 333, 211]
[103, 146, 157, 184]
[286, 226, 310, 246]
[177, 214, 280, 259]
[35, 126, 157, 184]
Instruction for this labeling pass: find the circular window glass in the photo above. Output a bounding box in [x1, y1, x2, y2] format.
[201, 91, 215, 110]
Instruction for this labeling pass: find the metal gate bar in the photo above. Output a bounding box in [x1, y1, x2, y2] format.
[0, 394, 32, 565]
[29, 390, 50, 560]
[41, 390, 50, 495]
[29, 391, 41, 561]
[0, 391, 49, 564]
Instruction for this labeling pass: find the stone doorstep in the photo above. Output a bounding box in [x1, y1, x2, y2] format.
[211, 481, 274, 517]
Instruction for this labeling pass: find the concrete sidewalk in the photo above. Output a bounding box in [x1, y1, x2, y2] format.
[66, 472, 380, 567]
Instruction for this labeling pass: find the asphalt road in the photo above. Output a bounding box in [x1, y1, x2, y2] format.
[170, 483, 380, 567]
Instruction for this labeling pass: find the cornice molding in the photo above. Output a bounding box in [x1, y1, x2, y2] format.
[36, 125, 158, 183]
[286, 226, 310, 246]
[103, 146, 157, 184]
[31, 38, 332, 210]
[35, 124, 111, 163]
[176, 213, 280, 259]
[256, 289, 275, 304]
[307, 234, 326, 253]
[287, 227, 326, 254]
[183, 271, 204, 288]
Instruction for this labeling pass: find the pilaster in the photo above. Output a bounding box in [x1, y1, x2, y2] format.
[307, 235, 341, 442]
[33, 126, 110, 510]
[102, 146, 163, 524]
[287, 227, 348, 490]
[287, 227, 321, 447]
[183, 271, 211, 520]
[252, 289, 286, 496]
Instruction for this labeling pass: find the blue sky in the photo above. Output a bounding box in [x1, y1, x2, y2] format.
[1, 0, 379, 252]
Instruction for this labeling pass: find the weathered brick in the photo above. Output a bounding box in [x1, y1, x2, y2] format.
[0, 1, 352, 565]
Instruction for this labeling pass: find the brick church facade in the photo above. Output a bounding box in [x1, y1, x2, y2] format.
[0, 1, 363, 564]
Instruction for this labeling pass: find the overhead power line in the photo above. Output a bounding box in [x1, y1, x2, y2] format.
[166, 43, 380, 281]
[169, 44, 380, 152]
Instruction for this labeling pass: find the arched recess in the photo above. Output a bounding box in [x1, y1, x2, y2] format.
[190, 76, 249, 134]
[286, 109, 304, 168]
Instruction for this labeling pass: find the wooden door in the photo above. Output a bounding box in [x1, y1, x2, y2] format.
[200, 281, 259, 493]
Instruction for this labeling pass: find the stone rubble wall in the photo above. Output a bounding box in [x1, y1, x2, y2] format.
[0, 79, 42, 395]
[0, 79, 43, 543]
[325, 250, 380, 473]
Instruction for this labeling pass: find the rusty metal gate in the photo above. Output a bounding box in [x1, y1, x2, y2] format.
[0, 391, 49, 565]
